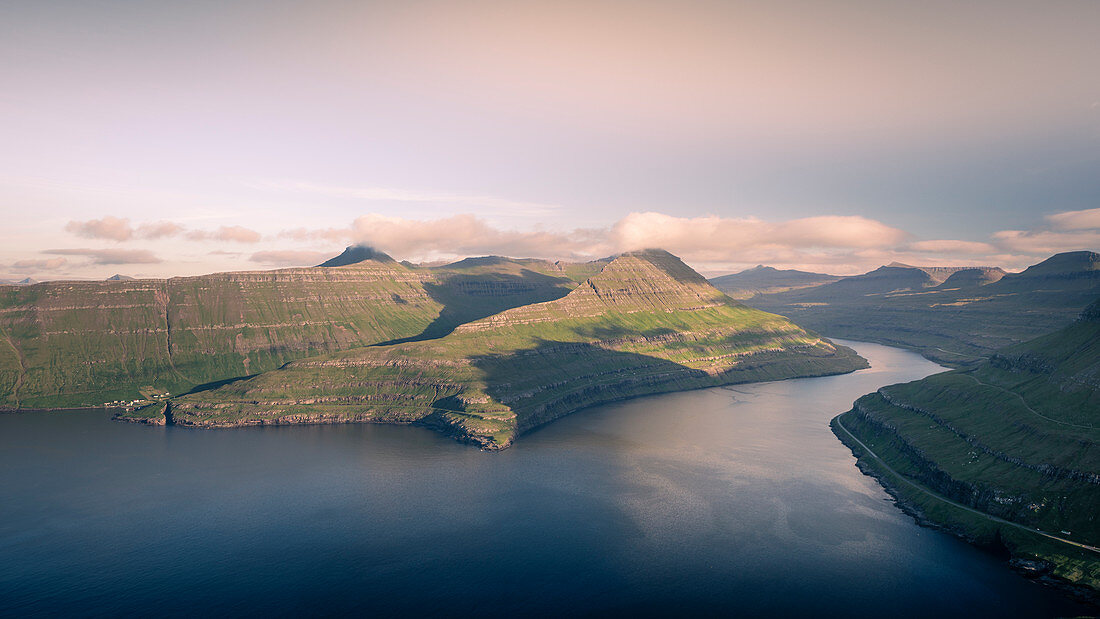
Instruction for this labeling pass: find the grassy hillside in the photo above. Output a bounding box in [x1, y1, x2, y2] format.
[0, 253, 601, 409]
[148, 250, 868, 449]
[747, 251, 1100, 367]
[833, 300, 1100, 595]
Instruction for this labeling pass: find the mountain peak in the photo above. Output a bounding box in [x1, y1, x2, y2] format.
[106, 274, 134, 281]
[317, 245, 395, 267]
[614, 248, 709, 285]
[1018, 250, 1100, 277]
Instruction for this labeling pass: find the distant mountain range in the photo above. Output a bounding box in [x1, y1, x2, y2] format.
[716, 251, 1100, 366]
[709, 265, 840, 299]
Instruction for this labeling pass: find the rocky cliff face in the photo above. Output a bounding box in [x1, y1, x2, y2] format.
[0, 257, 586, 408]
[160, 249, 867, 449]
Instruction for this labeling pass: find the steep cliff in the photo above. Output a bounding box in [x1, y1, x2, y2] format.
[0, 256, 598, 409]
[833, 300, 1100, 597]
[157, 249, 867, 449]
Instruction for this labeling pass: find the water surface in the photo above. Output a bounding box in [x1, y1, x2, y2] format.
[0, 341, 1089, 616]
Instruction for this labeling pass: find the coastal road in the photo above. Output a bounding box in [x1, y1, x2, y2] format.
[834, 417, 1100, 555]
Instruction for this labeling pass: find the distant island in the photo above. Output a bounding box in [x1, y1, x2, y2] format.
[0, 248, 866, 449]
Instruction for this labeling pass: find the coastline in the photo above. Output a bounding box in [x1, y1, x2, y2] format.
[830, 414, 1100, 607]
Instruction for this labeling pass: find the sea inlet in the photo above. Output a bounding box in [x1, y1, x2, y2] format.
[0, 340, 1090, 616]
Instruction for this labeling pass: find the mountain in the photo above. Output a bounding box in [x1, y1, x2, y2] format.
[317, 245, 395, 267]
[133, 249, 868, 449]
[832, 298, 1100, 597]
[709, 265, 839, 299]
[748, 251, 1100, 366]
[106, 274, 134, 281]
[936, 267, 1006, 289]
[1015, 250, 1100, 277]
[0, 256, 603, 409]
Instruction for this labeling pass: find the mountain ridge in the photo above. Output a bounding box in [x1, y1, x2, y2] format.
[140, 249, 867, 449]
[746, 251, 1100, 366]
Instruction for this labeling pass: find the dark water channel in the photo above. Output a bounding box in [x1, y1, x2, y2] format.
[0, 340, 1089, 616]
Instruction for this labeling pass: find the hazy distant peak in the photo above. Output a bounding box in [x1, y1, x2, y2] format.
[106, 274, 134, 281]
[317, 245, 395, 267]
[938, 267, 1006, 288]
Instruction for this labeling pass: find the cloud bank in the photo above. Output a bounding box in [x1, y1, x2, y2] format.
[14, 207, 1096, 280]
[64, 217, 259, 243]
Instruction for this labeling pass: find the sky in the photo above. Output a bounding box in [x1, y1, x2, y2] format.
[1, 0, 1099, 280]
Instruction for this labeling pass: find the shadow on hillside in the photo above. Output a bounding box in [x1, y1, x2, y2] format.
[179, 373, 255, 396]
[467, 338, 715, 435]
[373, 269, 575, 346]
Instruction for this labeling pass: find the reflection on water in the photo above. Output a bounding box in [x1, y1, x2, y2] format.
[0, 340, 1089, 617]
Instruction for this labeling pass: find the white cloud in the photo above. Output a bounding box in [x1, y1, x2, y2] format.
[349, 213, 605, 260]
[1046, 207, 1100, 231]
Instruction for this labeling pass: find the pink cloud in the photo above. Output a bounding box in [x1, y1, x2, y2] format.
[1046, 208, 1100, 231]
[137, 221, 184, 239]
[65, 216, 133, 241]
[249, 250, 332, 266]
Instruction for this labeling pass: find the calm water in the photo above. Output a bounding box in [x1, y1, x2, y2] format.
[0, 341, 1090, 617]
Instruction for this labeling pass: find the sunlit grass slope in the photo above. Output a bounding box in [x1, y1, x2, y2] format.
[163, 250, 867, 449]
[0, 255, 601, 409]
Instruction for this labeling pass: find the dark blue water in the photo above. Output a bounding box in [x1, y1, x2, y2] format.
[0, 341, 1090, 617]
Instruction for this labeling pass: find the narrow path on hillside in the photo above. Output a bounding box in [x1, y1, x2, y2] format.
[0, 329, 25, 408]
[958, 373, 1096, 430]
[835, 417, 1100, 555]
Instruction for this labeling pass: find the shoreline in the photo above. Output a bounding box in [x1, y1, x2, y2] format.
[831, 414, 1100, 607]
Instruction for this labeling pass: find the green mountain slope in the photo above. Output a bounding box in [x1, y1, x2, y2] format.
[151, 249, 868, 449]
[833, 299, 1100, 595]
[0, 251, 602, 409]
[748, 251, 1100, 366]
